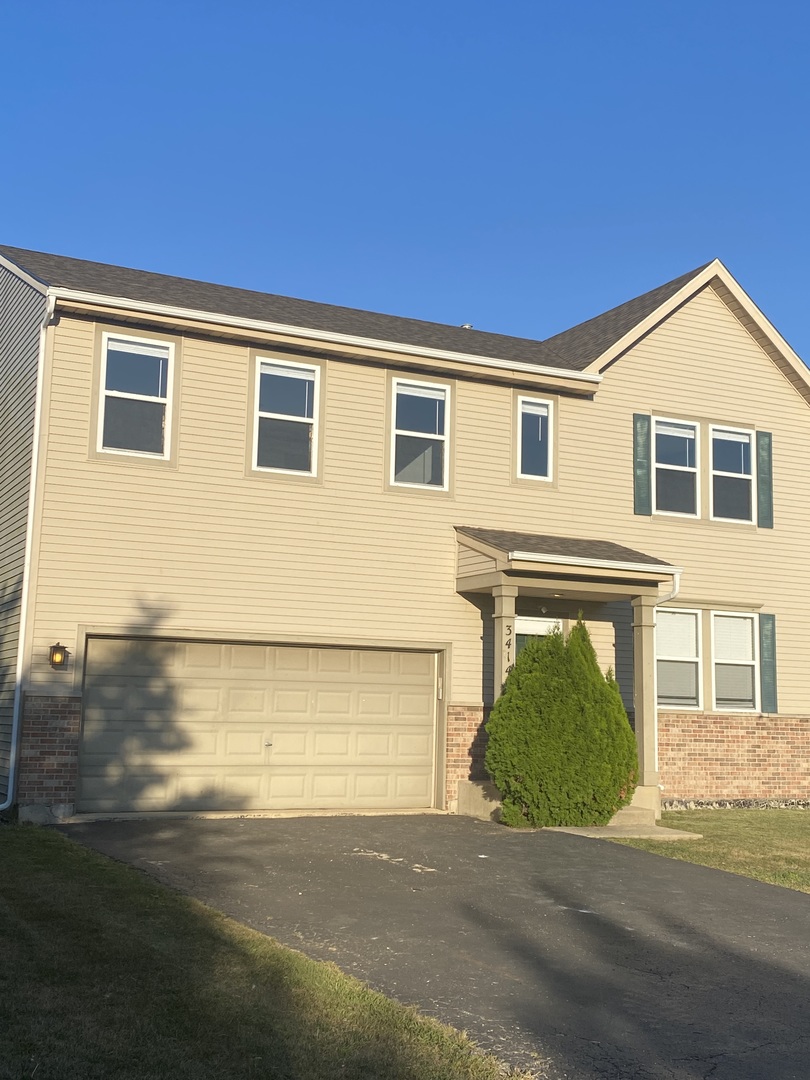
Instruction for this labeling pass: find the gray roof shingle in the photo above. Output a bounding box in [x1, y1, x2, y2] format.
[0, 244, 713, 374]
[542, 263, 712, 369]
[0, 245, 580, 371]
[456, 526, 675, 568]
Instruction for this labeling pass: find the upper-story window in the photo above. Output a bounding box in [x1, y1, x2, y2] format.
[254, 358, 319, 475]
[635, 414, 773, 527]
[517, 397, 552, 480]
[391, 378, 449, 488]
[653, 419, 698, 515]
[99, 334, 173, 457]
[711, 427, 753, 522]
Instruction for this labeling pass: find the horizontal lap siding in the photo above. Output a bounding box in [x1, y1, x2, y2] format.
[0, 267, 45, 798]
[29, 287, 810, 715]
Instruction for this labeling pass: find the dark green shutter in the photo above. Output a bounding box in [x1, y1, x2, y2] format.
[759, 614, 777, 713]
[756, 431, 773, 529]
[633, 414, 652, 515]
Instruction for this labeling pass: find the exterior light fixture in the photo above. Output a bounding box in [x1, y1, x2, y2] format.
[49, 643, 69, 668]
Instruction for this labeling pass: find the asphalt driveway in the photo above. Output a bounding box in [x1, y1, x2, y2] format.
[61, 815, 810, 1080]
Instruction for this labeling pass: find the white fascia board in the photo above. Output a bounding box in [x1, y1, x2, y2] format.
[709, 264, 810, 388]
[584, 260, 724, 373]
[0, 253, 49, 294]
[49, 287, 603, 386]
[508, 549, 683, 576]
[586, 259, 810, 390]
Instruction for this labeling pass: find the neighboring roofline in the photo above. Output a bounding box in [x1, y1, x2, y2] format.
[583, 258, 810, 394]
[507, 550, 682, 575]
[44, 286, 603, 384]
[0, 252, 49, 295]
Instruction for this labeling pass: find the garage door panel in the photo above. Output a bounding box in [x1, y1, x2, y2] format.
[80, 640, 436, 812]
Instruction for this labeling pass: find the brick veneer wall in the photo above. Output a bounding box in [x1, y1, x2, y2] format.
[17, 695, 82, 809]
[659, 712, 810, 801]
[445, 704, 490, 807]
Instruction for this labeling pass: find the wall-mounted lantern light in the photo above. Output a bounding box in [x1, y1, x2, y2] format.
[49, 643, 69, 669]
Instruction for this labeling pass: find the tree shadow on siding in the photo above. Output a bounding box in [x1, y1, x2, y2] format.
[78, 601, 228, 814]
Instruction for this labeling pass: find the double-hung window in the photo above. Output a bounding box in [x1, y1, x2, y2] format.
[391, 379, 449, 488]
[656, 609, 701, 708]
[711, 427, 754, 522]
[653, 419, 698, 515]
[517, 398, 552, 480]
[100, 334, 173, 457]
[713, 613, 758, 710]
[255, 359, 319, 475]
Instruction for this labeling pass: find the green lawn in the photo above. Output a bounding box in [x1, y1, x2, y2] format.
[0, 826, 529, 1080]
[615, 809, 810, 892]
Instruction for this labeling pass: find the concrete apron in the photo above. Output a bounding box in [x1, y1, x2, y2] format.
[456, 780, 703, 840]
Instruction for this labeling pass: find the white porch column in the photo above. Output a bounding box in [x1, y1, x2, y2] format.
[492, 584, 519, 698]
[631, 593, 661, 815]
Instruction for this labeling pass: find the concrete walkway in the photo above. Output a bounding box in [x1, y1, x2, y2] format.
[61, 814, 810, 1080]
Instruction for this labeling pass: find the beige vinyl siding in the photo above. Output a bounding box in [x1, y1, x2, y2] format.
[0, 266, 45, 798]
[27, 285, 810, 717]
[457, 547, 498, 576]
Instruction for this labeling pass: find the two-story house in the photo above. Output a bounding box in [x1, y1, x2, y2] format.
[1, 245, 808, 824]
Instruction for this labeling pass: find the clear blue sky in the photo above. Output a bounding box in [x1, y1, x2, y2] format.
[3, 1, 810, 359]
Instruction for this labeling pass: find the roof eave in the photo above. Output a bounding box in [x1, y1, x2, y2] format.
[47, 286, 603, 386]
[580, 259, 810, 397]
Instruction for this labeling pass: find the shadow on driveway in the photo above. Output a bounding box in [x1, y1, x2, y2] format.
[61, 815, 810, 1080]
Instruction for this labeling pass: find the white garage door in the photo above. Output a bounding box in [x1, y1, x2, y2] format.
[79, 637, 437, 813]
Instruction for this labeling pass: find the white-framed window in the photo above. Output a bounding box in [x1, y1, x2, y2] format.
[517, 397, 553, 480]
[391, 378, 449, 488]
[254, 358, 319, 475]
[653, 418, 698, 516]
[656, 609, 701, 708]
[515, 616, 561, 655]
[99, 333, 173, 458]
[710, 426, 754, 522]
[712, 612, 758, 711]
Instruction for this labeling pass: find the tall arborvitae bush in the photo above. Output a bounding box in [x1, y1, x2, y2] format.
[484, 620, 638, 827]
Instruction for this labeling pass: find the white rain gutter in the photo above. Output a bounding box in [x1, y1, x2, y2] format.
[49, 287, 603, 386]
[2, 293, 55, 812]
[508, 550, 683, 577]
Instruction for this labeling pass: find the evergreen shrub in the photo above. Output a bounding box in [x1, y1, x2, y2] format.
[484, 620, 638, 827]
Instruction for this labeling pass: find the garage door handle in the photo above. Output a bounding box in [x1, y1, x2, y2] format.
[264, 741, 273, 747]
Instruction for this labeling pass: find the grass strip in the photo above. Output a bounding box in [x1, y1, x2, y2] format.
[1, 825, 528, 1080]
[614, 809, 810, 893]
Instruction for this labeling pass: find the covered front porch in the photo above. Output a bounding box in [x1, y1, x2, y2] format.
[455, 526, 682, 820]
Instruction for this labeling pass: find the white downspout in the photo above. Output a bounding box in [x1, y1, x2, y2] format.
[1, 292, 55, 812]
[649, 568, 681, 795]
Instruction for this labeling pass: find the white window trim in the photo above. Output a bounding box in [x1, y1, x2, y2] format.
[711, 611, 760, 712]
[390, 377, 450, 490]
[655, 607, 702, 710]
[515, 617, 562, 636]
[98, 332, 175, 460]
[651, 416, 700, 519]
[253, 356, 320, 477]
[709, 424, 756, 523]
[516, 396, 553, 481]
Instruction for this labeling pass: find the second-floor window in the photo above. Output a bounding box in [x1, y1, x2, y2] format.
[255, 359, 319, 474]
[517, 397, 552, 480]
[711, 427, 753, 522]
[391, 378, 449, 488]
[100, 334, 173, 457]
[654, 419, 698, 515]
